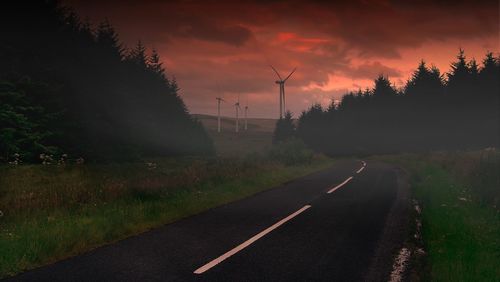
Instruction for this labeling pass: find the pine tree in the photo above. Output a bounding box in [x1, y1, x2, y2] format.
[447, 49, 470, 89]
[273, 111, 295, 144]
[479, 52, 499, 92]
[148, 48, 166, 80]
[128, 40, 148, 68]
[478, 52, 500, 110]
[405, 60, 444, 100]
[373, 75, 397, 98]
[170, 76, 180, 94]
[96, 19, 123, 60]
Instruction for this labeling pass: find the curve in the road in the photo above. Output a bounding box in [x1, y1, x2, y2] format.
[6, 159, 409, 282]
[194, 161, 366, 275]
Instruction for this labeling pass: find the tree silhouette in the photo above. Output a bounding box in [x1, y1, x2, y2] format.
[96, 19, 124, 61]
[273, 111, 296, 144]
[296, 50, 499, 155]
[405, 60, 444, 101]
[148, 48, 166, 81]
[373, 75, 397, 99]
[128, 40, 149, 68]
[0, 0, 214, 162]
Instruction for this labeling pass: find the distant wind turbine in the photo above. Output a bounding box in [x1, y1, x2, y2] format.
[270, 66, 296, 119]
[216, 97, 225, 133]
[234, 95, 241, 133]
[244, 98, 249, 131]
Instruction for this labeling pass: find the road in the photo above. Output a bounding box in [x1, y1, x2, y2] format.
[6, 160, 410, 282]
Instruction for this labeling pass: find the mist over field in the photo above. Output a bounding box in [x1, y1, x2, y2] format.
[0, 1, 498, 281]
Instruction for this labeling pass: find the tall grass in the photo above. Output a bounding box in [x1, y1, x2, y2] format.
[377, 149, 500, 281]
[469, 150, 500, 208]
[0, 154, 333, 277]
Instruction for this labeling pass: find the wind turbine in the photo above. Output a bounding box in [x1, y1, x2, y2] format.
[216, 97, 225, 133]
[234, 95, 241, 133]
[244, 97, 249, 131]
[270, 66, 297, 119]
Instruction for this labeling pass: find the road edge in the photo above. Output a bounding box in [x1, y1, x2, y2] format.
[363, 164, 411, 282]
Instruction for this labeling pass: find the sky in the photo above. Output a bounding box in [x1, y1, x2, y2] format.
[65, 0, 499, 118]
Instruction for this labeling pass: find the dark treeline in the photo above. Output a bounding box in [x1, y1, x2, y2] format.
[295, 50, 499, 155]
[0, 0, 214, 163]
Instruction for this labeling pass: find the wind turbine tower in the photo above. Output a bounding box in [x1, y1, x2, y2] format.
[216, 97, 225, 133]
[234, 95, 241, 133]
[270, 66, 297, 119]
[244, 101, 249, 131]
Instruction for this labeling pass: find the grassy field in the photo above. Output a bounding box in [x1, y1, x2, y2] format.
[377, 150, 500, 281]
[0, 145, 332, 278]
[1, 113, 325, 278]
[193, 114, 277, 157]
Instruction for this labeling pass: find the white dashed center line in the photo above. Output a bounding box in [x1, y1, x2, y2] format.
[194, 205, 312, 274]
[195, 160, 368, 274]
[356, 166, 365, 174]
[327, 176, 353, 194]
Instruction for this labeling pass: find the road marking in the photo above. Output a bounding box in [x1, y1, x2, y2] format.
[193, 205, 312, 274]
[327, 176, 353, 194]
[356, 166, 365, 174]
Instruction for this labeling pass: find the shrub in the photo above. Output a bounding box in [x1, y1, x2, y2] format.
[268, 138, 313, 165]
[273, 111, 295, 144]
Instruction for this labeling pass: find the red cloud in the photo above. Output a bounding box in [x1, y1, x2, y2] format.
[64, 0, 499, 118]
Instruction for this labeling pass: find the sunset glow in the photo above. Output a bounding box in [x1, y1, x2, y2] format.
[66, 0, 499, 118]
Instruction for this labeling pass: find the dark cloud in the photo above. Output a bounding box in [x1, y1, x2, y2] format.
[345, 62, 402, 79]
[175, 20, 252, 46]
[63, 0, 498, 117]
[64, 0, 254, 46]
[66, 0, 498, 54]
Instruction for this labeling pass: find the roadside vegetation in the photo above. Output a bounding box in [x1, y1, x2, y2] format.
[377, 149, 499, 281]
[0, 141, 331, 278]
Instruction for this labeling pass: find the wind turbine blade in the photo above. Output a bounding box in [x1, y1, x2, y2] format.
[270, 65, 283, 80]
[283, 67, 297, 82]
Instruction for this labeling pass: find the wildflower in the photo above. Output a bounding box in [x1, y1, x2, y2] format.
[146, 162, 157, 170]
[58, 153, 68, 165]
[414, 204, 421, 214]
[40, 153, 53, 165]
[9, 153, 21, 165]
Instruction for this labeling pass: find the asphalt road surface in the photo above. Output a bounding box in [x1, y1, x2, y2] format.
[6, 160, 410, 282]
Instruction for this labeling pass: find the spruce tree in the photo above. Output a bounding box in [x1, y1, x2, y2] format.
[96, 19, 123, 60]
[128, 40, 148, 68]
[373, 75, 397, 98]
[273, 111, 295, 144]
[148, 48, 167, 81]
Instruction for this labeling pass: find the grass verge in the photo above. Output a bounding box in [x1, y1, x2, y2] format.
[0, 155, 334, 278]
[376, 150, 499, 281]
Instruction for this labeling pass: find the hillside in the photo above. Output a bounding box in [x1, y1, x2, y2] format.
[193, 114, 277, 157]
